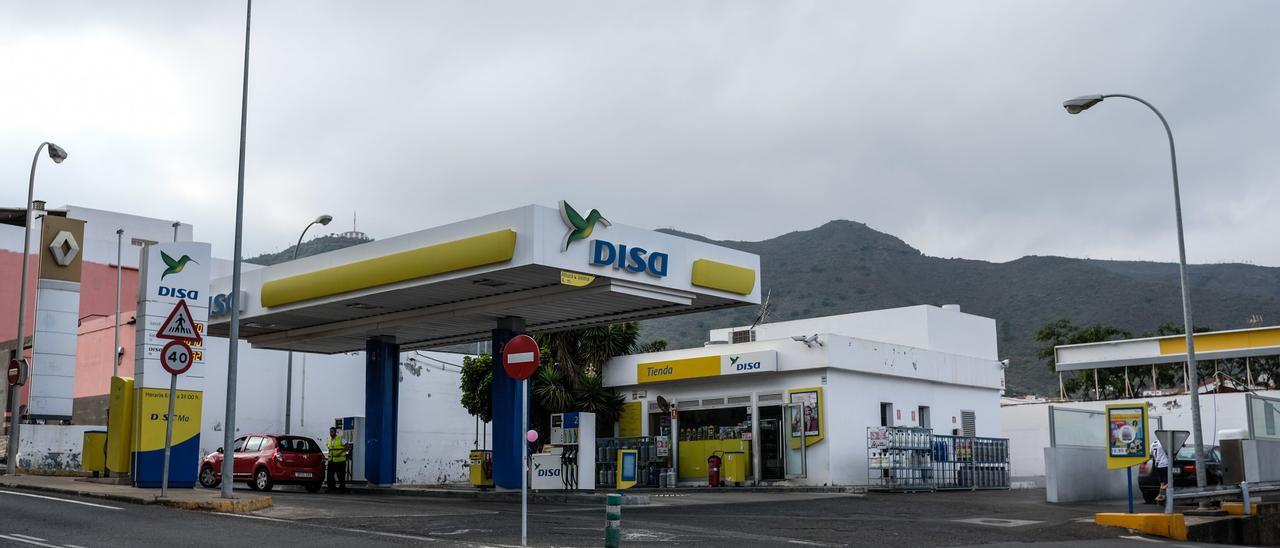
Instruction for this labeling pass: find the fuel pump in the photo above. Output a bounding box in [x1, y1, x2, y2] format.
[530, 412, 596, 490]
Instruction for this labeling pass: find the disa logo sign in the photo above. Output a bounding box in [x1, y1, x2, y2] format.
[730, 356, 762, 371]
[559, 200, 669, 277]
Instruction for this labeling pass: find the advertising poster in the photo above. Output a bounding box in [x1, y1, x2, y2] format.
[787, 387, 824, 447]
[1105, 403, 1149, 469]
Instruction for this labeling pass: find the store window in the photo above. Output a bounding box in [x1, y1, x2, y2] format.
[880, 402, 894, 427]
[918, 406, 931, 429]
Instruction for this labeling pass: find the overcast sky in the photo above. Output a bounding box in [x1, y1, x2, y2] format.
[3, 1, 1277, 266]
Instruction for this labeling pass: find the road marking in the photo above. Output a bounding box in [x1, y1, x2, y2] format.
[10, 535, 46, 542]
[953, 517, 1044, 528]
[1120, 536, 1164, 543]
[0, 534, 62, 548]
[63, 545, 88, 548]
[212, 512, 291, 522]
[0, 490, 123, 511]
[788, 541, 828, 546]
[339, 529, 442, 543]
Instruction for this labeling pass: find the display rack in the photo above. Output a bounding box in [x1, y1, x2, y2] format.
[867, 426, 935, 492]
[596, 436, 668, 488]
[932, 435, 1009, 490]
[867, 428, 1010, 492]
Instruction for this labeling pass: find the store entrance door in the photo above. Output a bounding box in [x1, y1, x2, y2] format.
[784, 403, 807, 479]
[758, 407, 785, 481]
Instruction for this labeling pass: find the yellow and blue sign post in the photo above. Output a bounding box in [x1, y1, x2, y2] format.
[1106, 403, 1149, 513]
[132, 388, 202, 488]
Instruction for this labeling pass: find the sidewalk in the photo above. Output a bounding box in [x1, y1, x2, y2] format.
[344, 483, 864, 506]
[0, 474, 272, 513]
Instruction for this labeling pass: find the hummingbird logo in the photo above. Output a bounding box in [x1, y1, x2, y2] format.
[160, 251, 198, 279]
[559, 200, 611, 252]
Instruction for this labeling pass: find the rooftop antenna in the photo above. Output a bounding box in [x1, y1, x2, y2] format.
[749, 290, 772, 331]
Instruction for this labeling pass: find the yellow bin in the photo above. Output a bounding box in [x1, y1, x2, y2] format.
[722, 451, 748, 486]
[469, 450, 493, 487]
[82, 431, 108, 477]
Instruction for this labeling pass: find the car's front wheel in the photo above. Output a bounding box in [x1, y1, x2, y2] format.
[254, 468, 274, 492]
[199, 464, 220, 489]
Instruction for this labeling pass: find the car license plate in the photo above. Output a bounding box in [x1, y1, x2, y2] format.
[295, 472, 313, 478]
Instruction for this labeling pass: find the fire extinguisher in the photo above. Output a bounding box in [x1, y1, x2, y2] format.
[707, 453, 722, 487]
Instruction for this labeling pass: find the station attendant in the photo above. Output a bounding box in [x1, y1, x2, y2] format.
[1149, 437, 1170, 502]
[326, 426, 351, 493]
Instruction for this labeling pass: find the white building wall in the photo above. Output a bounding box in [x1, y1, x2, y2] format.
[1000, 390, 1280, 479]
[828, 369, 1003, 485]
[709, 305, 998, 360]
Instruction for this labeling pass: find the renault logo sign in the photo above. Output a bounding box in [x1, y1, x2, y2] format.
[48, 230, 80, 266]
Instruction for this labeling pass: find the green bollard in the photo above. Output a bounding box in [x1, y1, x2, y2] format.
[605, 493, 622, 547]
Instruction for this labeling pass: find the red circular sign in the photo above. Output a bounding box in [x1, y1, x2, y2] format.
[7, 359, 23, 387]
[161, 340, 194, 375]
[502, 335, 540, 381]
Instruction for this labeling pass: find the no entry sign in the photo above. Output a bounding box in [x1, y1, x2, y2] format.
[161, 340, 194, 375]
[503, 335, 540, 381]
[7, 359, 27, 387]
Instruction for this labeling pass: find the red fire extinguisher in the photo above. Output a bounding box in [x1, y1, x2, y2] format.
[707, 453, 722, 487]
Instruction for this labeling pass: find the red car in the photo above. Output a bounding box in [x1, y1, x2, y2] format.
[200, 434, 325, 492]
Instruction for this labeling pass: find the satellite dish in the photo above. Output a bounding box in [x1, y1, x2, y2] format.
[656, 395, 671, 413]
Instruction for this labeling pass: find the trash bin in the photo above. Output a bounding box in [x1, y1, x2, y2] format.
[469, 450, 493, 487]
[82, 431, 108, 477]
[1219, 428, 1248, 485]
[722, 451, 748, 486]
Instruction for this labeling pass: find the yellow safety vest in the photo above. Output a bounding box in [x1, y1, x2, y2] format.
[328, 437, 347, 462]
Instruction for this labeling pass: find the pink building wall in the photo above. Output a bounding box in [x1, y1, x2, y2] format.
[2, 250, 140, 403]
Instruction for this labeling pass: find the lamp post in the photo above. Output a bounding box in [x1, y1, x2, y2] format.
[1062, 93, 1209, 495]
[285, 214, 331, 434]
[222, 0, 252, 499]
[114, 228, 124, 378]
[7, 141, 68, 475]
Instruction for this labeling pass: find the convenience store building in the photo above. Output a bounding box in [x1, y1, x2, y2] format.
[602, 305, 1006, 486]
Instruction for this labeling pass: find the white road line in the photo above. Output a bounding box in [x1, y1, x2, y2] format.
[339, 528, 442, 543]
[9, 535, 45, 542]
[0, 534, 62, 548]
[211, 512, 290, 522]
[63, 545, 88, 548]
[1120, 535, 1164, 543]
[0, 490, 123, 511]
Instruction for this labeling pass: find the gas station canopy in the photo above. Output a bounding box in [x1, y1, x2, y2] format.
[1055, 325, 1280, 372]
[208, 204, 761, 353]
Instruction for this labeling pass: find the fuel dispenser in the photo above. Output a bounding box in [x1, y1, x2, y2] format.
[335, 417, 366, 483]
[530, 412, 596, 490]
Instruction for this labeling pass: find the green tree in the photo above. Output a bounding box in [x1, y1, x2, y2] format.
[459, 354, 493, 423]
[1036, 320, 1133, 399]
[458, 323, 666, 433]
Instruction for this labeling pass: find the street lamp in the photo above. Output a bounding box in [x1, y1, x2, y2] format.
[7, 141, 68, 475]
[1062, 93, 1209, 495]
[284, 214, 331, 434]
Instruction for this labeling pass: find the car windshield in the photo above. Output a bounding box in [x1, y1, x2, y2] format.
[1175, 446, 1219, 461]
[277, 437, 320, 453]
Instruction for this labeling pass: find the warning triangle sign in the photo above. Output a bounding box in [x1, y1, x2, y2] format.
[156, 299, 202, 343]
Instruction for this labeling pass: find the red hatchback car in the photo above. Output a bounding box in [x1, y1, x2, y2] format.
[200, 434, 325, 492]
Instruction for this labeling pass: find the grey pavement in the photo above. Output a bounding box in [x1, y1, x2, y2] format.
[0, 485, 1191, 547]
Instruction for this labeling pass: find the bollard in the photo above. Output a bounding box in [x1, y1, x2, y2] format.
[605, 493, 622, 547]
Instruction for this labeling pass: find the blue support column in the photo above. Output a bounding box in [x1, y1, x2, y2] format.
[365, 336, 399, 486]
[491, 317, 525, 489]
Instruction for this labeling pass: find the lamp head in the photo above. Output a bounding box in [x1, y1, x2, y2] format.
[46, 142, 68, 163]
[316, 214, 333, 226]
[1063, 95, 1104, 114]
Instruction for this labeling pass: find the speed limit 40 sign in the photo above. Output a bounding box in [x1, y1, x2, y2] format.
[160, 340, 194, 375]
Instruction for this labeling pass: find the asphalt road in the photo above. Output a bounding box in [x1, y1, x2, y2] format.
[0, 486, 1221, 547]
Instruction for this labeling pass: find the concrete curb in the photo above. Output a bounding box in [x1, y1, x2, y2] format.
[0, 478, 272, 514]
[158, 495, 274, 513]
[1095, 513, 1188, 541]
[0, 478, 158, 505]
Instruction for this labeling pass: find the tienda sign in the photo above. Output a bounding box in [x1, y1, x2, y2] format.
[636, 350, 777, 384]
